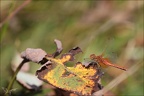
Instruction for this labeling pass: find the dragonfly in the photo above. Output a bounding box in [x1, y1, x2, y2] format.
[89, 53, 127, 71]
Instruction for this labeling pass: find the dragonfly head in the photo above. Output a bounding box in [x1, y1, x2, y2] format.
[90, 54, 96, 60]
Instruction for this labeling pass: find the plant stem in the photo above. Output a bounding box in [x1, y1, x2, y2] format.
[5, 59, 28, 96]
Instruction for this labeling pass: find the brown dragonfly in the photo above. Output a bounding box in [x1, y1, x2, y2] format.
[90, 54, 127, 71]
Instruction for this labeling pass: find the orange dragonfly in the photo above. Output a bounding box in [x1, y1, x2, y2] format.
[90, 54, 127, 71]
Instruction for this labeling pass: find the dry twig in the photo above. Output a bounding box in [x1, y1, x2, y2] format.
[0, 0, 31, 28]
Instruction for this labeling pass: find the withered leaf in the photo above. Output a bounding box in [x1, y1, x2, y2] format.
[68, 47, 82, 56]
[17, 71, 43, 90]
[52, 39, 63, 58]
[60, 54, 74, 63]
[21, 48, 47, 63]
[36, 57, 102, 96]
[12, 53, 43, 90]
[83, 59, 99, 68]
[60, 47, 82, 63]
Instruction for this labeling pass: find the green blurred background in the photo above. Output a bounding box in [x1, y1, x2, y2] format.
[0, 0, 143, 96]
